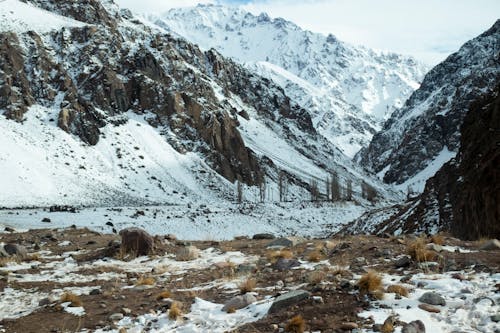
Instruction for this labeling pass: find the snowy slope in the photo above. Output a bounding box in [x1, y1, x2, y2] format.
[0, 0, 85, 33]
[151, 5, 427, 157]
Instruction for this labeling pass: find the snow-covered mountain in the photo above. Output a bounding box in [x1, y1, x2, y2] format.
[0, 0, 395, 209]
[151, 5, 427, 157]
[357, 19, 500, 191]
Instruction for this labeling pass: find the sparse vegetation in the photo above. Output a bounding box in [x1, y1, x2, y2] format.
[306, 270, 326, 285]
[430, 233, 445, 245]
[285, 315, 306, 333]
[60, 292, 82, 307]
[239, 278, 257, 294]
[136, 275, 156, 286]
[267, 249, 293, 263]
[307, 250, 323, 262]
[156, 290, 172, 300]
[407, 238, 437, 262]
[357, 271, 383, 295]
[168, 302, 183, 320]
[386, 284, 409, 297]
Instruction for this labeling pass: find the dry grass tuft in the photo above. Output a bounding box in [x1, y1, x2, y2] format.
[60, 292, 83, 307]
[386, 284, 409, 297]
[168, 301, 182, 320]
[306, 271, 326, 285]
[226, 307, 236, 314]
[358, 271, 383, 295]
[307, 250, 323, 262]
[285, 315, 306, 333]
[239, 278, 256, 294]
[156, 290, 172, 300]
[136, 276, 156, 286]
[267, 249, 293, 263]
[0, 257, 16, 267]
[430, 234, 445, 245]
[407, 238, 437, 262]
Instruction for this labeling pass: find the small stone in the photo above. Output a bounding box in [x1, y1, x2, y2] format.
[122, 307, 132, 315]
[394, 255, 411, 268]
[3, 244, 28, 259]
[402, 320, 425, 333]
[4, 227, 15, 232]
[479, 239, 500, 250]
[491, 314, 500, 322]
[253, 233, 275, 240]
[222, 294, 257, 312]
[100, 303, 107, 309]
[274, 258, 300, 271]
[418, 303, 441, 313]
[426, 243, 443, 252]
[41, 217, 51, 223]
[89, 289, 101, 295]
[419, 291, 446, 306]
[267, 237, 303, 248]
[109, 313, 124, 321]
[38, 298, 52, 306]
[312, 296, 324, 303]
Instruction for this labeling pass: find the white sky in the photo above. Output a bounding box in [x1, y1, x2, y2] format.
[115, 0, 500, 65]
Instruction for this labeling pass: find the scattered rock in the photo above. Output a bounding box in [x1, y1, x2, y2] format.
[121, 307, 132, 315]
[41, 218, 51, 223]
[269, 290, 310, 313]
[38, 298, 52, 306]
[479, 239, 500, 250]
[222, 294, 257, 312]
[402, 320, 426, 333]
[273, 258, 300, 271]
[394, 255, 411, 268]
[3, 243, 28, 259]
[176, 245, 200, 261]
[253, 233, 275, 240]
[119, 227, 154, 256]
[237, 264, 257, 274]
[109, 313, 124, 321]
[419, 292, 446, 306]
[418, 303, 441, 313]
[0, 246, 9, 258]
[491, 314, 500, 322]
[4, 227, 15, 232]
[89, 289, 101, 295]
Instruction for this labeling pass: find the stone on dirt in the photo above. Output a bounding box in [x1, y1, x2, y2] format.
[268, 290, 310, 313]
[119, 227, 154, 256]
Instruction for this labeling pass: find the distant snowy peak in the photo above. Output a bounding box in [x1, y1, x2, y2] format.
[152, 4, 427, 157]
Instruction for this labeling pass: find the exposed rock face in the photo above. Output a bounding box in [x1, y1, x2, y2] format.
[0, 0, 324, 186]
[357, 20, 500, 186]
[119, 227, 154, 256]
[342, 85, 500, 240]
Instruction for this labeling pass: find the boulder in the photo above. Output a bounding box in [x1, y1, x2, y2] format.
[418, 291, 446, 306]
[222, 294, 257, 312]
[175, 245, 200, 261]
[418, 303, 441, 313]
[402, 320, 426, 333]
[3, 243, 28, 259]
[268, 290, 310, 313]
[119, 227, 154, 256]
[394, 255, 411, 268]
[267, 237, 302, 248]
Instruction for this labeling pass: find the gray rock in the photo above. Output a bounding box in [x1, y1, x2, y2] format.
[274, 258, 300, 271]
[253, 233, 275, 240]
[176, 245, 200, 261]
[237, 264, 257, 274]
[269, 290, 310, 313]
[222, 294, 257, 312]
[0, 246, 9, 258]
[419, 292, 446, 306]
[402, 320, 426, 333]
[119, 227, 154, 256]
[479, 239, 500, 250]
[89, 289, 102, 295]
[491, 314, 500, 322]
[395, 255, 411, 268]
[109, 313, 124, 321]
[3, 243, 28, 259]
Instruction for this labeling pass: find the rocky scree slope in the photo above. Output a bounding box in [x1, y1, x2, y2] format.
[151, 4, 427, 157]
[0, 0, 390, 207]
[357, 20, 500, 189]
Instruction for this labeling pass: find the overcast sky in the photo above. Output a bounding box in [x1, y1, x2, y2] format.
[115, 0, 500, 65]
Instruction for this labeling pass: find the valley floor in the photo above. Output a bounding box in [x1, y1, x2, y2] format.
[0, 226, 499, 333]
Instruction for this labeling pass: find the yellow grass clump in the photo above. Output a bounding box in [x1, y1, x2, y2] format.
[239, 278, 257, 294]
[386, 284, 409, 297]
[357, 271, 383, 295]
[407, 238, 437, 262]
[168, 302, 182, 320]
[60, 292, 83, 307]
[285, 315, 306, 333]
[136, 276, 156, 286]
[156, 290, 172, 300]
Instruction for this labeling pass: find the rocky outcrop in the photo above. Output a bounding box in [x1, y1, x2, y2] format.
[119, 227, 154, 256]
[358, 20, 500, 186]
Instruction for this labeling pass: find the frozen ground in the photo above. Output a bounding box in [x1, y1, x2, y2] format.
[0, 201, 365, 241]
